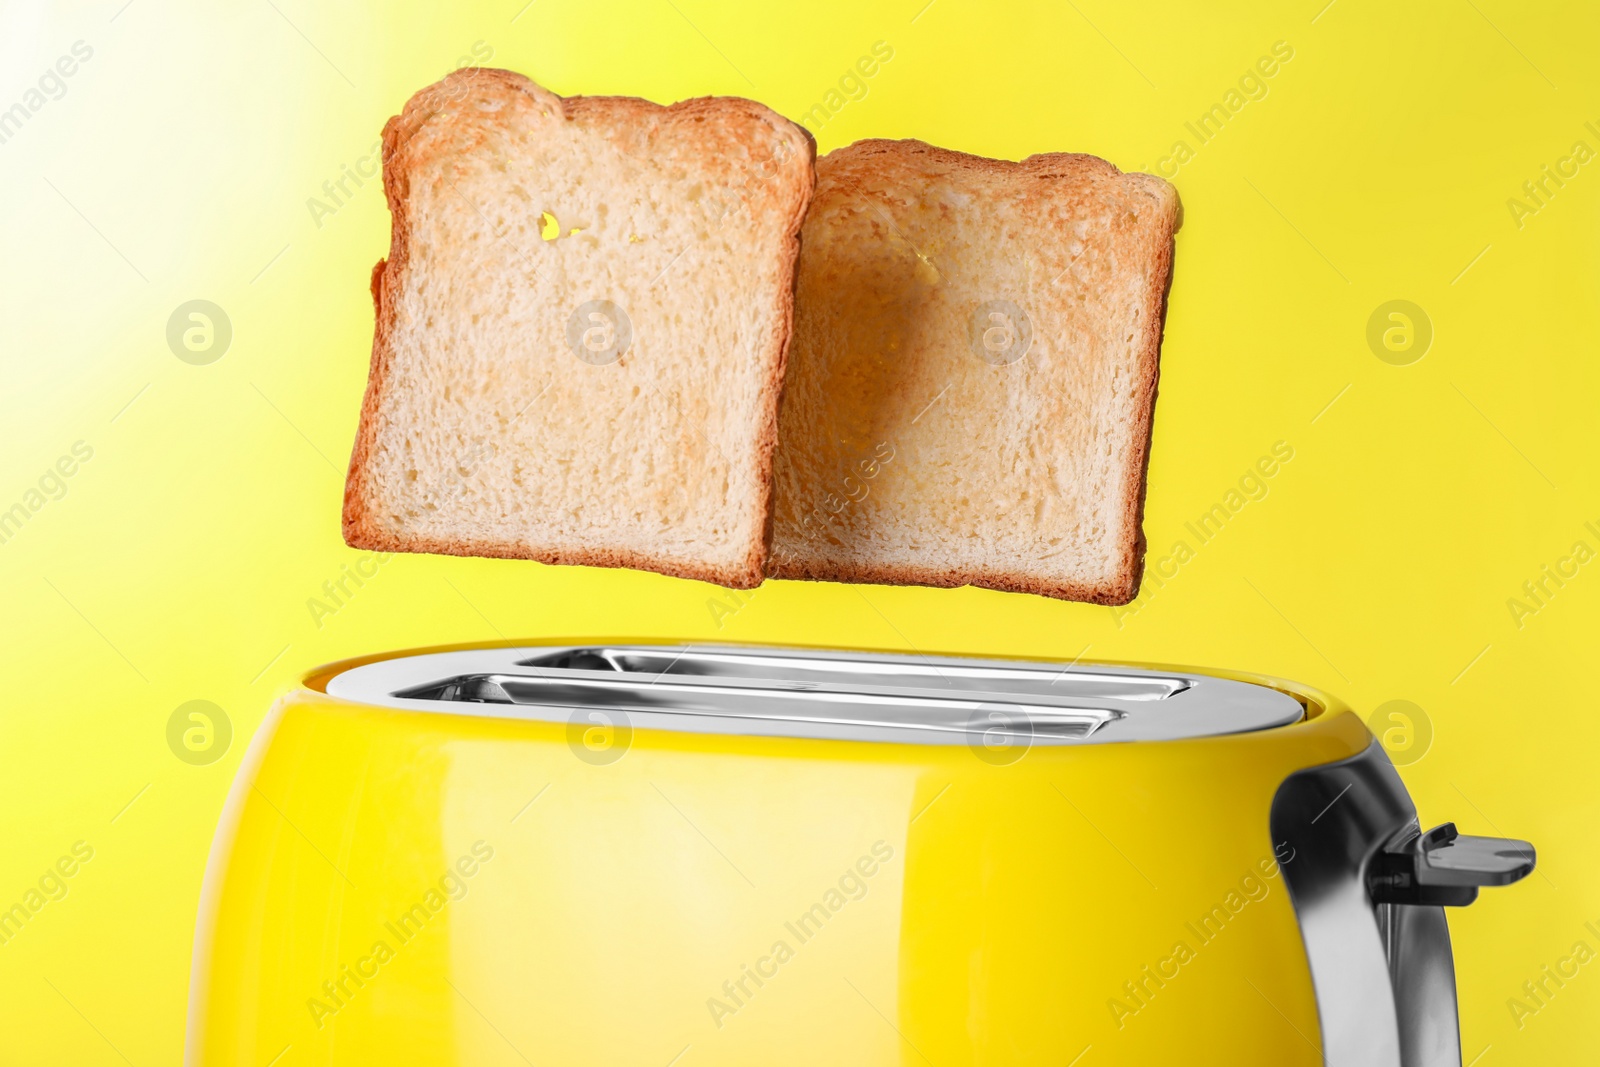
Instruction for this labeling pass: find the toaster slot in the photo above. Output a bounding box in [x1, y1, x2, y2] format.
[395, 672, 1122, 739]
[518, 646, 1191, 702]
[326, 643, 1307, 744]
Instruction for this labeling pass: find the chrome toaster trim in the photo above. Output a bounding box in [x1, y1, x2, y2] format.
[323, 643, 1306, 745]
[1272, 743, 1420, 1065]
[1272, 742, 1535, 1067]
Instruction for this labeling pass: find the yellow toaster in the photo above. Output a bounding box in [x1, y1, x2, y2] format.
[185, 641, 1534, 1066]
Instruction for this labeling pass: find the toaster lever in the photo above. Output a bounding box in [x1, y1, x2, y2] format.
[1368, 822, 1537, 906]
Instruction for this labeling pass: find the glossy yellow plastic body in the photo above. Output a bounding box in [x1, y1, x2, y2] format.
[186, 642, 1369, 1066]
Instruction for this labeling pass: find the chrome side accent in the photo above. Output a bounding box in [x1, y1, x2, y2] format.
[1272, 741, 1513, 1067]
[1382, 902, 1461, 1067]
[1272, 742, 1416, 1066]
[1273, 741, 1536, 1066]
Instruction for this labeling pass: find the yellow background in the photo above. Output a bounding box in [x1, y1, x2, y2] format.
[0, 0, 1594, 1062]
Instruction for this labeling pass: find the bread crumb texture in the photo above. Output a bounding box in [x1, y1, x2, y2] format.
[343, 69, 814, 588]
[770, 139, 1178, 604]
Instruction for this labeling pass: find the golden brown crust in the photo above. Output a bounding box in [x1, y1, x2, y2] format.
[341, 69, 814, 590]
[1112, 174, 1179, 606]
[769, 138, 1180, 605]
[768, 555, 1136, 605]
[345, 522, 769, 590]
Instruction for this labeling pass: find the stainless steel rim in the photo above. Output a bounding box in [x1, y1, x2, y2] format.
[323, 643, 1306, 745]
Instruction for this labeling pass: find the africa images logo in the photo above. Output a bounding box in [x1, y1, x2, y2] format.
[305, 842, 495, 1029]
[566, 300, 632, 365]
[968, 300, 1032, 366]
[705, 841, 895, 1029]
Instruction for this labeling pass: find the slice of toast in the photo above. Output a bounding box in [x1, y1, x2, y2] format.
[769, 139, 1178, 604]
[343, 69, 814, 588]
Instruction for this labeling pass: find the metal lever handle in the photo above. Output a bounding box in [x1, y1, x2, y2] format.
[1369, 822, 1537, 906]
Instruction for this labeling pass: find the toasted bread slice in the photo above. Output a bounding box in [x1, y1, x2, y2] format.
[343, 69, 814, 588]
[769, 139, 1178, 604]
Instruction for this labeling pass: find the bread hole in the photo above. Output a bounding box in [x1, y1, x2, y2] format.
[539, 211, 560, 241]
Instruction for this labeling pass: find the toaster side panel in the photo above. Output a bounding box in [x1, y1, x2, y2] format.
[186, 691, 1368, 1066]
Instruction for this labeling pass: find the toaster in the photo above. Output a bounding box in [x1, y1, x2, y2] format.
[186, 641, 1534, 1066]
